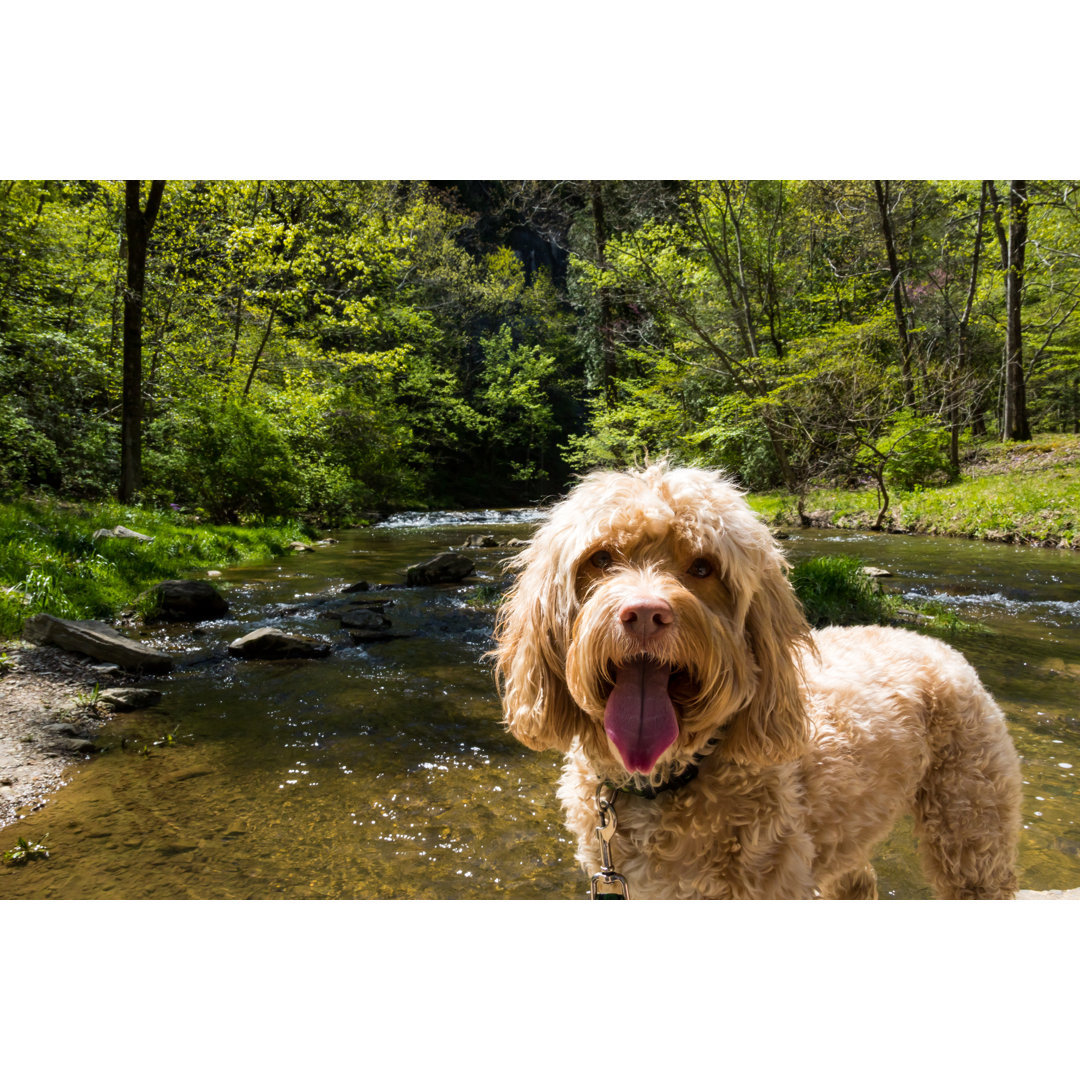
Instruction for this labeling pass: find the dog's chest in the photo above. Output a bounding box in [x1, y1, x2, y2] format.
[558, 756, 816, 899]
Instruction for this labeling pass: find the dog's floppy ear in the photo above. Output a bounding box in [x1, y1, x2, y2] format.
[492, 549, 584, 753]
[724, 559, 812, 767]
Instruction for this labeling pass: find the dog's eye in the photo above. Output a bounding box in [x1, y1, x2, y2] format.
[590, 550, 614, 571]
[688, 557, 714, 579]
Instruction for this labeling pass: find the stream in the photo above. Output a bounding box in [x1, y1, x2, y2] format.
[2, 515, 1079, 899]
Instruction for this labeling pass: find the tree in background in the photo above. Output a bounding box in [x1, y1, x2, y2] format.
[988, 180, 1031, 441]
[119, 180, 165, 502]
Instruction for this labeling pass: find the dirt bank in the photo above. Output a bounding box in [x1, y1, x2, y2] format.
[0, 643, 113, 830]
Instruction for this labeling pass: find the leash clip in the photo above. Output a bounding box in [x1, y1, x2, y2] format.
[590, 784, 630, 900]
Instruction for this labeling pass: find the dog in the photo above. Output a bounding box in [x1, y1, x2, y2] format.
[493, 463, 1022, 899]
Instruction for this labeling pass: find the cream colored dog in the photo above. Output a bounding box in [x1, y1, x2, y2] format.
[493, 464, 1022, 899]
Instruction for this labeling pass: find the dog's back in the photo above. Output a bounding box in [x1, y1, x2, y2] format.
[802, 626, 1021, 899]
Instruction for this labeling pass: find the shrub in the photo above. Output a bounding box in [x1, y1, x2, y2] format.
[0, 398, 60, 493]
[146, 403, 300, 523]
[873, 411, 956, 491]
[789, 556, 891, 628]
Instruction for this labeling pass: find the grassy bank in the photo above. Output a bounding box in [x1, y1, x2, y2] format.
[749, 434, 1080, 549]
[0, 498, 313, 640]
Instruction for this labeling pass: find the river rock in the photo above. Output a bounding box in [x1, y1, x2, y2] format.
[405, 552, 475, 586]
[92, 525, 154, 543]
[504, 538, 529, 548]
[98, 687, 164, 711]
[22, 614, 174, 674]
[861, 566, 893, 578]
[288, 541, 315, 552]
[145, 579, 230, 622]
[227, 627, 331, 660]
[341, 581, 371, 593]
[44, 723, 83, 737]
[59, 738, 98, 754]
[463, 534, 498, 548]
[348, 628, 414, 645]
[340, 609, 391, 631]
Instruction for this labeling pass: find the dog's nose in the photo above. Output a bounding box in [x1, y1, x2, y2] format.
[619, 597, 674, 642]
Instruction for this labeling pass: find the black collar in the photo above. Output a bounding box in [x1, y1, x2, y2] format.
[605, 735, 722, 800]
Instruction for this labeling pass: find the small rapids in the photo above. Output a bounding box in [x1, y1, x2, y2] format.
[377, 508, 547, 530]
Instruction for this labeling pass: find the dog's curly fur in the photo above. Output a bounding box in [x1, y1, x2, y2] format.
[493, 463, 1022, 899]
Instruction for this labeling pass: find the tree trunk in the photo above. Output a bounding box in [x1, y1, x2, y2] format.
[228, 181, 263, 376]
[242, 299, 280, 398]
[1003, 181, 1031, 441]
[119, 180, 165, 504]
[987, 180, 1031, 442]
[873, 181, 916, 406]
[589, 181, 618, 404]
[952, 182, 989, 468]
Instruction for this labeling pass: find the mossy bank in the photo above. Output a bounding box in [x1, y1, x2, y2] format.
[750, 435, 1080, 550]
[0, 498, 315, 641]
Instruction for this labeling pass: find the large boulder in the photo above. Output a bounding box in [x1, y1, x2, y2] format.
[144, 579, 229, 622]
[227, 627, 331, 660]
[405, 552, 475, 586]
[22, 614, 174, 674]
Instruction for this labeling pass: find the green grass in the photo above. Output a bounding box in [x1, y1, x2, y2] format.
[789, 555, 980, 637]
[0, 497, 314, 640]
[749, 434, 1080, 548]
[789, 556, 892, 628]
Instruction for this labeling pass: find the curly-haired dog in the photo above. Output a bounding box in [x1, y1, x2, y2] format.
[493, 464, 1022, 899]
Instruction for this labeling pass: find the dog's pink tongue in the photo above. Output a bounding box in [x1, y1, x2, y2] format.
[604, 660, 678, 775]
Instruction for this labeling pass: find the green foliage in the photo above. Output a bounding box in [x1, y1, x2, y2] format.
[479, 326, 561, 486]
[751, 434, 1080, 546]
[3, 178, 1080, 519]
[146, 402, 300, 523]
[0, 180, 580, 515]
[689, 394, 784, 488]
[2, 835, 50, 866]
[74, 682, 101, 708]
[861, 409, 958, 491]
[789, 556, 892, 628]
[0, 497, 306, 639]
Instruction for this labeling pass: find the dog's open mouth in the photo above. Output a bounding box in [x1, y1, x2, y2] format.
[603, 658, 680, 775]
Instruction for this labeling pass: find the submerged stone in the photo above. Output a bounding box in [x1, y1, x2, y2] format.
[404, 552, 474, 586]
[227, 627, 331, 660]
[99, 687, 164, 711]
[340, 609, 391, 631]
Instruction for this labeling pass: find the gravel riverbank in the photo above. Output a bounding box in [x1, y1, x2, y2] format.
[0, 643, 113, 830]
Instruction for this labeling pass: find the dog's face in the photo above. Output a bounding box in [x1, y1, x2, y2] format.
[494, 465, 812, 784]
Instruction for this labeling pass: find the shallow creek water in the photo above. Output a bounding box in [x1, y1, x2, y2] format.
[2, 516, 1079, 899]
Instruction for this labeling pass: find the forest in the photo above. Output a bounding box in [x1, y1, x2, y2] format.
[2, 179, 1079, 524]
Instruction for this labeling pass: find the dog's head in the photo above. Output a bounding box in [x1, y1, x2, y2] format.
[493, 464, 812, 784]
